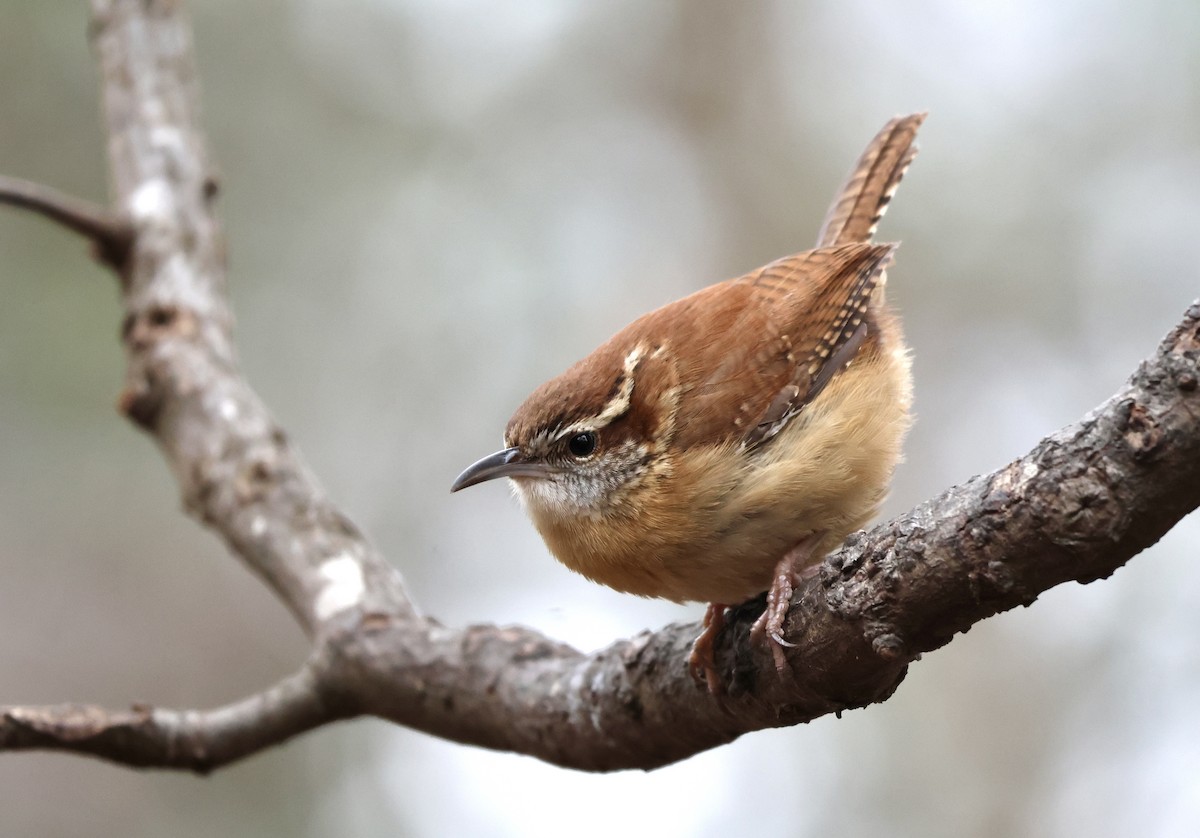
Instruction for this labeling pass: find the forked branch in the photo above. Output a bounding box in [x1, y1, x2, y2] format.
[0, 0, 1196, 774]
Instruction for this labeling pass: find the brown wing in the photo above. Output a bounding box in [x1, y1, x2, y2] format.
[669, 242, 896, 450]
[816, 113, 925, 248]
[742, 243, 896, 448]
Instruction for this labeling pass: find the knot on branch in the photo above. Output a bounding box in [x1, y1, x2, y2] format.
[121, 303, 198, 350]
[1120, 400, 1163, 461]
[117, 370, 164, 431]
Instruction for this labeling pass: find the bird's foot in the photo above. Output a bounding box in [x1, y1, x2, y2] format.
[750, 533, 825, 674]
[688, 602, 728, 694]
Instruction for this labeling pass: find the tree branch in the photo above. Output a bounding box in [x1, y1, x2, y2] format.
[0, 174, 132, 268]
[312, 302, 1200, 771]
[87, 0, 415, 637]
[0, 0, 1196, 774]
[0, 665, 335, 772]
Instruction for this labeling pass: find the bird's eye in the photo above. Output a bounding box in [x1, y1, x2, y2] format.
[566, 431, 598, 459]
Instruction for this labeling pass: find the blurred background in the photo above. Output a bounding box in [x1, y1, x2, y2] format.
[2, 0, 1199, 835]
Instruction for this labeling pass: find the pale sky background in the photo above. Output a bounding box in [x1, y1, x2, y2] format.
[1, 1, 1199, 836]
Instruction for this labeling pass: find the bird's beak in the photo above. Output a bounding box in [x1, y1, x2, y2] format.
[450, 447, 554, 492]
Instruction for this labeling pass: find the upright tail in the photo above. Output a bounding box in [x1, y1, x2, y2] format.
[816, 113, 926, 248]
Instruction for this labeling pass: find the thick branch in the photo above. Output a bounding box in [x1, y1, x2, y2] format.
[316, 302, 1200, 771]
[86, 0, 414, 636]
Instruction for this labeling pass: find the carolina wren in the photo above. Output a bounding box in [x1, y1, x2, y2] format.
[453, 113, 924, 685]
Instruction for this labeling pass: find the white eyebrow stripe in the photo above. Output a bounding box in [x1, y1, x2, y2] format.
[552, 343, 645, 440]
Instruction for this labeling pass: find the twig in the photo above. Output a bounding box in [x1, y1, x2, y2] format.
[0, 665, 336, 773]
[0, 174, 132, 269]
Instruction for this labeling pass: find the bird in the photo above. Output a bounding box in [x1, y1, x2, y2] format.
[452, 113, 924, 690]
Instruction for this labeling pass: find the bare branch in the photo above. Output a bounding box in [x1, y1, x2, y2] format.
[316, 302, 1200, 771]
[0, 666, 337, 773]
[87, 0, 415, 635]
[0, 174, 132, 268]
[1, 0, 1197, 774]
